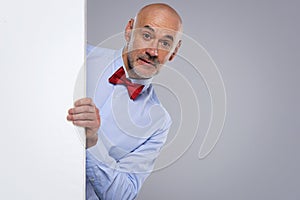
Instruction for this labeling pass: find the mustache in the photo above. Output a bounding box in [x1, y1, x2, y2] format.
[138, 54, 160, 66]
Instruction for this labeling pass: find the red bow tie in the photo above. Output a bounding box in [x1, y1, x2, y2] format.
[108, 67, 144, 100]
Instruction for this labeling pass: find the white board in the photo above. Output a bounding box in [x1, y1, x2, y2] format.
[0, 1, 85, 199]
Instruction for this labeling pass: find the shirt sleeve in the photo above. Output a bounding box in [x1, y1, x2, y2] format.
[86, 116, 171, 200]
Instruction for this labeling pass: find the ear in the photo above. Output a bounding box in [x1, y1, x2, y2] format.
[125, 19, 134, 43]
[168, 40, 182, 61]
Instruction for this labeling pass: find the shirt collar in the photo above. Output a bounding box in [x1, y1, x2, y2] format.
[114, 48, 153, 92]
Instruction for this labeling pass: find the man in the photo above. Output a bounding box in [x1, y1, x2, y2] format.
[67, 3, 182, 200]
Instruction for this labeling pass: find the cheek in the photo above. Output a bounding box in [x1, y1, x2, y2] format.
[128, 49, 141, 61]
[130, 35, 147, 50]
[129, 42, 145, 56]
[157, 50, 172, 63]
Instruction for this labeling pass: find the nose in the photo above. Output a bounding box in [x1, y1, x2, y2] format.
[146, 48, 158, 57]
[145, 41, 158, 57]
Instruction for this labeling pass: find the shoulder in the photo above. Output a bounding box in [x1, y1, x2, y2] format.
[86, 44, 119, 74]
[86, 45, 118, 97]
[86, 44, 117, 61]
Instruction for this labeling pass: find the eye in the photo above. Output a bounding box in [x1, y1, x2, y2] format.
[160, 40, 171, 49]
[143, 32, 151, 40]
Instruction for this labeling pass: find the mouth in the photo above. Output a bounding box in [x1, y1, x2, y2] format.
[138, 57, 156, 68]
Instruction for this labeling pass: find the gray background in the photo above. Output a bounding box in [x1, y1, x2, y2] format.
[87, 0, 300, 199]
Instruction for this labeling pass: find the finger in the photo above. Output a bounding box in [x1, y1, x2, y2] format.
[73, 120, 99, 129]
[66, 114, 73, 121]
[74, 98, 95, 107]
[96, 108, 100, 121]
[68, 105, 97, 115]
[69, 113, 97, 121]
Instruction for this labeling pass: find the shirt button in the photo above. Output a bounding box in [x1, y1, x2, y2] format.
[89, 177, 95, 182]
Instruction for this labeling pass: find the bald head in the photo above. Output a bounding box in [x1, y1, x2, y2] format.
[135, 3, 182, 32]
[137, 3, 182, 23]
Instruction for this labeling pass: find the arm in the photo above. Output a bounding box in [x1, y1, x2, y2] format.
[86, 123, 170, 200]
[67, 97, 171, 199]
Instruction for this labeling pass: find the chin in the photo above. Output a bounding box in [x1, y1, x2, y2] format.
[133, 67, 157, 79]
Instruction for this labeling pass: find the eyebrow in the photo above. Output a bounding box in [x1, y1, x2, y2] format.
[143, 25, 174, 41]
[164, 35, 174, 41]
[144, 25, 155, 32]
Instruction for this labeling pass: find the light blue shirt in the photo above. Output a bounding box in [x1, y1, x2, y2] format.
[85, 45, 172, 200]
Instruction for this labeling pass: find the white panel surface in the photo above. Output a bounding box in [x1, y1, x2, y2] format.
[0, 1, 85, 199]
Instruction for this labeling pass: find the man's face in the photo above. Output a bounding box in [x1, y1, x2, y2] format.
[124, 10, 182, 79]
